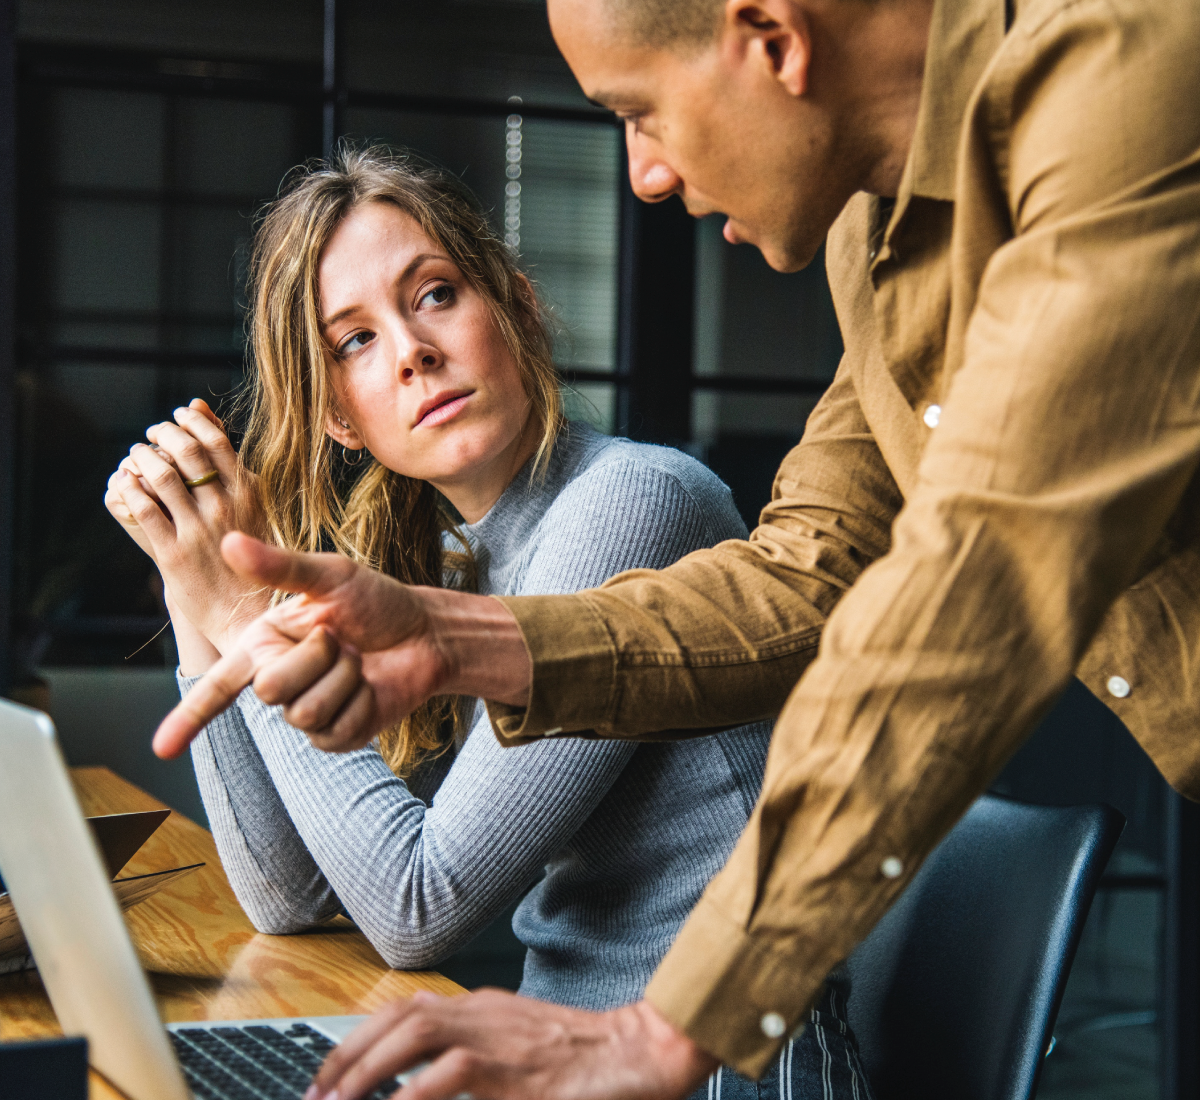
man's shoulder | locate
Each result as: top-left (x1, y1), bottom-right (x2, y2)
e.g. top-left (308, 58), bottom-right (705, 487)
top-left (1010, 0), bottom-right (1189, 39)
top-left (1000, 0), bottom-right (1197, 89)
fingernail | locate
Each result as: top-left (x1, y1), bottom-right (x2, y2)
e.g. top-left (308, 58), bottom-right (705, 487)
top-left (303, 1088), bottom-right (318, 1100)
top-left (174, 407), bottom-right (188, 417)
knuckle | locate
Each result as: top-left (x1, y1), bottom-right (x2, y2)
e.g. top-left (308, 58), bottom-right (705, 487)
top-left (253, 673), bottom-right (281, 705)
top-left (409, 1012), bottom-right (446, 1047)
top-left (284, 700), bottom-right (318, 729)
top-left (129, 497), bottom-right (157, 521)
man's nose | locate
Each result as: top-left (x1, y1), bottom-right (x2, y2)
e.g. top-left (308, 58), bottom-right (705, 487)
top-left (626, 128), bottom-right (683, 204)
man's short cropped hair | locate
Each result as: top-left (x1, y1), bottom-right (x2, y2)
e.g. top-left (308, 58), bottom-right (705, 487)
top-left (607, 0), bottom-right (725, 49)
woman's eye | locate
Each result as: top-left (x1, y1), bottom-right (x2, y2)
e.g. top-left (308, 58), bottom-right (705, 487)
top-left (338, 331), bottom-right (373, 355)
top-left (419, 283), bottom-right (455, 309)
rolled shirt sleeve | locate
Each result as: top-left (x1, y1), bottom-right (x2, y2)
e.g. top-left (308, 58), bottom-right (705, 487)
top-left (488, 360), bottom-right (903, 744)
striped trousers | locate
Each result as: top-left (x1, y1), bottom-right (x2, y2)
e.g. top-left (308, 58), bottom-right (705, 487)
top-left (687, 985), bottom-right (873, 1100)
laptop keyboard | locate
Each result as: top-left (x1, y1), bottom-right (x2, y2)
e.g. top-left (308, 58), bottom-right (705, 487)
top-left (171, 1023), bottom-right (398, 1100)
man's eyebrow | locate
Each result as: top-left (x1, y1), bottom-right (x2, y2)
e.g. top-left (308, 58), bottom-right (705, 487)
top-left (320, 252), bottom-right (448, 328)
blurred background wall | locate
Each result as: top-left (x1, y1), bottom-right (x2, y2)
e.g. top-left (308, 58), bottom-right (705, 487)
top-left (0, 3), bottom-right (1194, 1096)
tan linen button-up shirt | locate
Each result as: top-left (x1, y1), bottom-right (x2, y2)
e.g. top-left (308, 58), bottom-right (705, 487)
top-left (490, 0), bottom-right (1200, 1077)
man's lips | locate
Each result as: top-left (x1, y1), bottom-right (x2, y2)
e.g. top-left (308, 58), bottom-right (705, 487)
top-left (415, 390), bottom-right (473, 428)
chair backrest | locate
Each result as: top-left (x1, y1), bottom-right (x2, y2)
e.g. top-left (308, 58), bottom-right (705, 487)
top-left (845, 794), bottom-right (1124, 1100)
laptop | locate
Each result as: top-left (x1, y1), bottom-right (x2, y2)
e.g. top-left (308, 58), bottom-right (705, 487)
top-left (0, 697), bottom-right (410, 1100)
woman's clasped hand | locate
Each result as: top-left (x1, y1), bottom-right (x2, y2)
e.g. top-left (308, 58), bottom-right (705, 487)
top-left (104, 397), bottom-right (272, 664)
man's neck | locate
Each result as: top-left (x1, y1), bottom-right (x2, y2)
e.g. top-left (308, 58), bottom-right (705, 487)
top-left (821, 0), bottom-right (935, 197)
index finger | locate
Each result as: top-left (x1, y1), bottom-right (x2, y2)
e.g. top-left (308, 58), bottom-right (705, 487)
top-left (172, 402), bottom-right (239, 481)
top-left (311, 1000), bottom-right (417, 1096)
top-left (152, 644), bottom-right (257, 758)
top-left (189, 396), bottom-right (224, 430)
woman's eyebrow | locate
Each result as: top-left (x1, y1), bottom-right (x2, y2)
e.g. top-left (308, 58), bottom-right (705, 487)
top-left (398, 252), bottom-right (450, 284)
top-left (320, 252), bottom-right (450, 328)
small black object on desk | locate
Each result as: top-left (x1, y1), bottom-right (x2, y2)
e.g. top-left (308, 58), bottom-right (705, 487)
top-left (0, 1036), bottom-right (88, 1100)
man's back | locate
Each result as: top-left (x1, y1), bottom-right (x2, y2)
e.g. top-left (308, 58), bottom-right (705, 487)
top-left (822, 0), bottom-right (1200, 794)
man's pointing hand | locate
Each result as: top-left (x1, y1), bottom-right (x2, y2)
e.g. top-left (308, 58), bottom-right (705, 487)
top-left (153, 532), bottom-right (532, 759)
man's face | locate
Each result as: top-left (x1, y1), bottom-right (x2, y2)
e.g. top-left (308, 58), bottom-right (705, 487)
top-left (549, 0), bottom-right (859, 272)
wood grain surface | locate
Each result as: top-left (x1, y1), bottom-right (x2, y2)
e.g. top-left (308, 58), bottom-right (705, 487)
top-left (0, 766), bottom-right (463, 1099)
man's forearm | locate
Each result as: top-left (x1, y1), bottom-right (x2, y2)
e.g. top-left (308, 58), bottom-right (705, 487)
top-left (421, 589), bottom-right (533, 707)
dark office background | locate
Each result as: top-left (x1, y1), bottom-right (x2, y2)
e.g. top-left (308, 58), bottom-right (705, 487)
top-left (0, 3), bottom-right (1193, 1098)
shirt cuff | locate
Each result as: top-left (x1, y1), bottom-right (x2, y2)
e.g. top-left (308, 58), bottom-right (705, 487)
top-left (644, 895), bottom-right (828, 1079)
top-left (485, 593), bottom-right (617, 744)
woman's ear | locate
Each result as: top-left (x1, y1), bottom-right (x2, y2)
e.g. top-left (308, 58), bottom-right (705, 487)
top-left (324, 409), bottom-right (366, 450)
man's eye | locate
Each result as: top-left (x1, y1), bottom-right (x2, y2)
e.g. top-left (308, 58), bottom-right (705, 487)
top-left (419, 284), bottom-right (455, 309)
top-left (338, 331), bottom-right (373, 355)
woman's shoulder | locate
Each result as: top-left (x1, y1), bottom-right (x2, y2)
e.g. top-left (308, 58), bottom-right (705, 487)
top-left (550, 423), bottom-right (747, 540)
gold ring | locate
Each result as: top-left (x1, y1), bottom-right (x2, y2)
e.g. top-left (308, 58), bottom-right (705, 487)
top-left (183, 470), bottom-right (220, 488)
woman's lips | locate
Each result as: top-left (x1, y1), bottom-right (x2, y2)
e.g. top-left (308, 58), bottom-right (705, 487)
top-left (416, 392), bottom-right (472, 428)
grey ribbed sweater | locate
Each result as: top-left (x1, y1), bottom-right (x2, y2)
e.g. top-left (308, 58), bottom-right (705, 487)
top-left (183, 423), bottom-right (772, 1010)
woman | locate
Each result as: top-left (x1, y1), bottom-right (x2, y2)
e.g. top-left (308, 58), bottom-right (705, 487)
top-left (106, 146), bottom-right (869, 1099)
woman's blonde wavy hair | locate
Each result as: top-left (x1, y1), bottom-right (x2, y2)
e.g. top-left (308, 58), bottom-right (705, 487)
top-left (239, 144), bottom-right (562, 776)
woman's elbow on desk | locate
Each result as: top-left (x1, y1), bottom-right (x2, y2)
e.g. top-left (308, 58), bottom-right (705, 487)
top-left (352, 918), bottom-right (469, 972)
top-left (232, 884), bottom-right (344, 938)
top-left (371, 934), bottom-right (457, 972)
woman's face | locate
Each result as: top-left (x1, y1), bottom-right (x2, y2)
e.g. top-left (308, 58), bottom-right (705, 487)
top-left (318, 200), bottom-right (539, 522)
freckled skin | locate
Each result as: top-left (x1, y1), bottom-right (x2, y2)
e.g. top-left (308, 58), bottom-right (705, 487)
top-left (319, 201), bottom-right (541, 523)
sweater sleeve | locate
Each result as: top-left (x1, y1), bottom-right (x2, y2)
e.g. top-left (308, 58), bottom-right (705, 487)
top-left (183, 676), bottom-right (341, 932)
top-left (186, 453), bottom-right (739, 968)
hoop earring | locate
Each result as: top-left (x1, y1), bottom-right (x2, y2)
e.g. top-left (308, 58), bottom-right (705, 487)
top-left (342, 445), bottom-right (364, 467)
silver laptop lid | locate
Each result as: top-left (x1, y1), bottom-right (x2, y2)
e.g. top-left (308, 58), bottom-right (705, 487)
top-left (0, 698), bottom-right (189, 1100)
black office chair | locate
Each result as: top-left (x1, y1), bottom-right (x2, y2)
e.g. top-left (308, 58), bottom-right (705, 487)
top-left (845, 794), bottom-right (1124, 1100)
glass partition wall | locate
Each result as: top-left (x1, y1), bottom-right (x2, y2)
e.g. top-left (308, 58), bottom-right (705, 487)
top-left (3, 2), bottom-right (1193, 1096)
top-left (11, 0), bottom-right (626, 670)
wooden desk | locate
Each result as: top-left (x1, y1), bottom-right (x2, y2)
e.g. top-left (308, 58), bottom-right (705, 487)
top-left (0, 767), bottom-right (462, 1098)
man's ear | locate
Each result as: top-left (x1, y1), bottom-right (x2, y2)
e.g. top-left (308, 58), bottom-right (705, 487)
top-left (324, 409), bottom-right (365, 450)
top-left (724, 0), bottom-right (812, 98)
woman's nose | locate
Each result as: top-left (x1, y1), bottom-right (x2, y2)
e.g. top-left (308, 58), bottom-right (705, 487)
top-left (626, 128), bottom-right (684, 203)
top-left (399, 351), bottom-right (440, 382)
top-left (396, 330), bottom-right (442, 381)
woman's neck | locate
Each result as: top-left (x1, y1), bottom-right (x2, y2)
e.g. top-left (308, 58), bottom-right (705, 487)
top-left (430, 413), bottom-right (545, 524)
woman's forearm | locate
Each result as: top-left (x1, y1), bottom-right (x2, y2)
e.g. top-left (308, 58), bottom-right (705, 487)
top-left (182, 674), bottom-right (340, 931)
top-left (237, 691), bottom-right (634, 970)
top-left (165, 587), bottom-right (222, 676)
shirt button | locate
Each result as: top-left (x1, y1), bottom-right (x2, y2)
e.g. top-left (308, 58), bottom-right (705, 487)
top-left (760, 1012), bottom-right (787, 1039)
top-left (923, 404), bottom-right (941, 428)
top-left (1106, 676), bottom-right (1131, 699)
top-left (881, 856), bottom-right (904, 879)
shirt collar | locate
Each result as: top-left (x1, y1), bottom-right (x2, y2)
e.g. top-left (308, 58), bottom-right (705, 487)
top-left (895, 0), bottom-right (1008, 207)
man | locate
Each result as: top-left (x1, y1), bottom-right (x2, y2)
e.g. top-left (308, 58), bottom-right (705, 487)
top-left (160, 0), bottom-right (1200, 1096)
